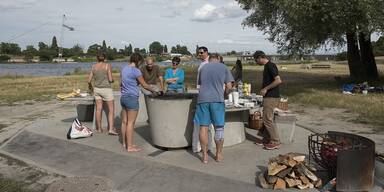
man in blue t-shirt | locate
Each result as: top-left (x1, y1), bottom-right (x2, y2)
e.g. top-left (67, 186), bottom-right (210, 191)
top-left (253, 50), bottom-right (283, 150)
top-left (194, 53), bottom-right (234, 164)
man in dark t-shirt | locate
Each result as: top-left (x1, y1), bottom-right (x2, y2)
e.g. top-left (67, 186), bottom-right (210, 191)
top-left (140, 57), bottom-right (164, 95)
top-left (253, 50), bottom-right (283, 150)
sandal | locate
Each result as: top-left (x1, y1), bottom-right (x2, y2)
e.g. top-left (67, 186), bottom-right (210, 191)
top-left (108, 131), bottom-right (118, 136)
top-left (108, 128), bottom-right (118, 135)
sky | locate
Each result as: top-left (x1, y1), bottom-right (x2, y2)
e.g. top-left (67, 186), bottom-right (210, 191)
top-left (1, 0), bottom-right (375, 54)
top-left (0, 0), bottom-right (282, 54)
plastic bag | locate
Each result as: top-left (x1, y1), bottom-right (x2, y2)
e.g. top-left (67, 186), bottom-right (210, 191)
top-left (67, 118), bottom-right (93, 139)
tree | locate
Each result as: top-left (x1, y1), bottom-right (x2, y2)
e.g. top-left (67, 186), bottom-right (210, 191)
top-left (134, 48), bottom-right (146, 55)
top-left (38, 42), bottom-right (48, 51)
top-left (237, 0), bottom-right (383, 81)
top-left (149, 41), bottom-right (163, 54)
top-left (23, 45), bottom-right (38, 61)
top-left (127, 44), bottom-right (133, 56)
top-left (163, 45), bottom-right (168, 53)
top-left (51, 36), bottom-right (58, 50)
top-left (87, 44), bottom-right (101, 56)
top-left (102, 40), bottom-right (107, 53)
top-left (0, 42), bottom-right (21, 55)
top-left (71, 44), bottom-right (83, 56)
top-left (171, 44), bottom-right (191, 55)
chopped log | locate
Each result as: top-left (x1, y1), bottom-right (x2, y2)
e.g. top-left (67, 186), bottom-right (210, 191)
top-left (309, 183), bottom-right (314, 189)
top-left (277, 167), bottom-right (292, 178)
top-left (297, 183), bottom-right (310, 190)
top-left (303, 162), bottom-right (317, 172)
top-left (296, 163), bottom-right (318, 182)
top-left (265, 175), bottom-right (278, 184)
top-left (268, 162), bottom-right (287, 176)
top-left (258, 172), bottom-right (272, 189)
top-left (271, 155), bottom-right (292, 166)
top-left (295, 179), bottom-right (303, 188)
top-left (285, 177), bottom-right (297, 188)
top-left (300, 176), bottom-right (310, 185)
top-left (314, 179), bottom-right (323, 188)
top-left (274, 178), bottom-right (286, 190)
top-left (288, 159), bottom-right (298, 167)
top-left (293, 155), bottom-right (305, 162)
top-left (288, 171), bottom-right (296, 178)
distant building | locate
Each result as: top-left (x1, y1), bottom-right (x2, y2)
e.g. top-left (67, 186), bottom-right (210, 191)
top-left (170, 53), bottom-right (182, 57)
top-left (7, 58), bottom-right (26, 63)
top-left (52, 58), bottom-right (66, 63)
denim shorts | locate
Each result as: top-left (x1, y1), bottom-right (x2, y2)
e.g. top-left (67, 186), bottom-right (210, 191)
top-left (194, 102), bottom-right (225, 127)
top-left (120, 95), bottom-right (139, 111)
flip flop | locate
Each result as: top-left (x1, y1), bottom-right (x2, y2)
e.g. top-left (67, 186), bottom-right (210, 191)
top-left (108, 131), bottom-right (118, 136)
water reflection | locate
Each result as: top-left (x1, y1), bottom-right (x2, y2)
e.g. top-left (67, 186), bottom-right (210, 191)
top-left (0, 61), bottom-right (198, 77)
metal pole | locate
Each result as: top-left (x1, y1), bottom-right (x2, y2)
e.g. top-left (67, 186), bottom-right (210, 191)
top-left (58, 14), bottom-right (65, 62)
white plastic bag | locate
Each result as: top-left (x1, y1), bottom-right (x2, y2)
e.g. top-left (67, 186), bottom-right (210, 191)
top-left (67, 118), bottom-right (93, 139)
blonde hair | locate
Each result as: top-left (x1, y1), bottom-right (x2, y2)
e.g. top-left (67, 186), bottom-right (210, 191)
top-left (146, 56), bottom-right (155, 63)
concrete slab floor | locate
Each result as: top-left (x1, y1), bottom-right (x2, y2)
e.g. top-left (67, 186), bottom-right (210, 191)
top-left (0, 103), bottom-right (381, 191)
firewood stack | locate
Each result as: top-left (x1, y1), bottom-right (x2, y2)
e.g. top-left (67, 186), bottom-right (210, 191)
top-left (258, 153), bottom-right (322, 190)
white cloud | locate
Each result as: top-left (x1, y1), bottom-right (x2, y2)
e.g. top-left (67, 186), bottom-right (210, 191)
top-left (0, 0), bottom-right (37, 10)
top-left (191, 2), bottom-right (244, 22)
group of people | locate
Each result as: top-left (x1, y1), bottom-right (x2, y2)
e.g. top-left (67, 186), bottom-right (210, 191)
top-left (88, 53), bottom-right (185, 152)
top-left (88, 47), bottom-right (283, 163)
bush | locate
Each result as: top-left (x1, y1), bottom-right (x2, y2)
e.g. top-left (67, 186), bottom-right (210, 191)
top-left (0, 55), bottom-right (11, 62)
top-left (335, 52), bottom-right (347, 61)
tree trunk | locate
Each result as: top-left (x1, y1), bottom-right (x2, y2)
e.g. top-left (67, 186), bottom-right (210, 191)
top-left (346, 31), bottom-right (365, 82)
top-left (359, 32), bottom-right (379, 81)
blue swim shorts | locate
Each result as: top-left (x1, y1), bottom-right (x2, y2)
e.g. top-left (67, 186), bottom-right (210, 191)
top-left (120, 95), bottom-right (139, 111)
top-left (194, 102), bottom-right (225, 127)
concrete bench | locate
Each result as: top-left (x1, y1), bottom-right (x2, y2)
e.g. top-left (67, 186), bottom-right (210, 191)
top-left (310, 64), bottom-right (331, 69)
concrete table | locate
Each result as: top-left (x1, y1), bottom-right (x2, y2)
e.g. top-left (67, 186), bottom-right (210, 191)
top-left (216, 107), bottom-right (250, 147)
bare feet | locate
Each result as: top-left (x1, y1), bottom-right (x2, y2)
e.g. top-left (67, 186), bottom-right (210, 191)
top-left (127, 146), bottom-right (141, 152)
top-left (201, 154), bottom-right (208, 164)
top-left (215, 154), bottom-right (223, 162)
top-left (95, 128), bottom-right (104, 133)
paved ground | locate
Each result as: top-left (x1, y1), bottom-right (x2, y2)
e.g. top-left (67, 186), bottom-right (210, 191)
top-left (0, 101), bottom-right (383, 191)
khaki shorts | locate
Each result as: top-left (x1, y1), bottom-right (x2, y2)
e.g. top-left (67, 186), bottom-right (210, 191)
top-left (93, 87), bottom-right (114, 101)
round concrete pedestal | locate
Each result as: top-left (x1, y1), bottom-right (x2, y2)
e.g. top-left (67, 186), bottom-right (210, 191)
top-left (211, 108), bottom-right (248, 147)
top-left (146, 93), bottom-right (197, 148)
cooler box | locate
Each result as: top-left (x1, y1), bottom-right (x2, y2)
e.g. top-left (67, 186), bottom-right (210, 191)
top-left (77, 103), bottom-right (94, 122)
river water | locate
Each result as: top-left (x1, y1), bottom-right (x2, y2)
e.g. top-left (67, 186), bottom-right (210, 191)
top-left (0, 61), bottom-right (198, 76)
